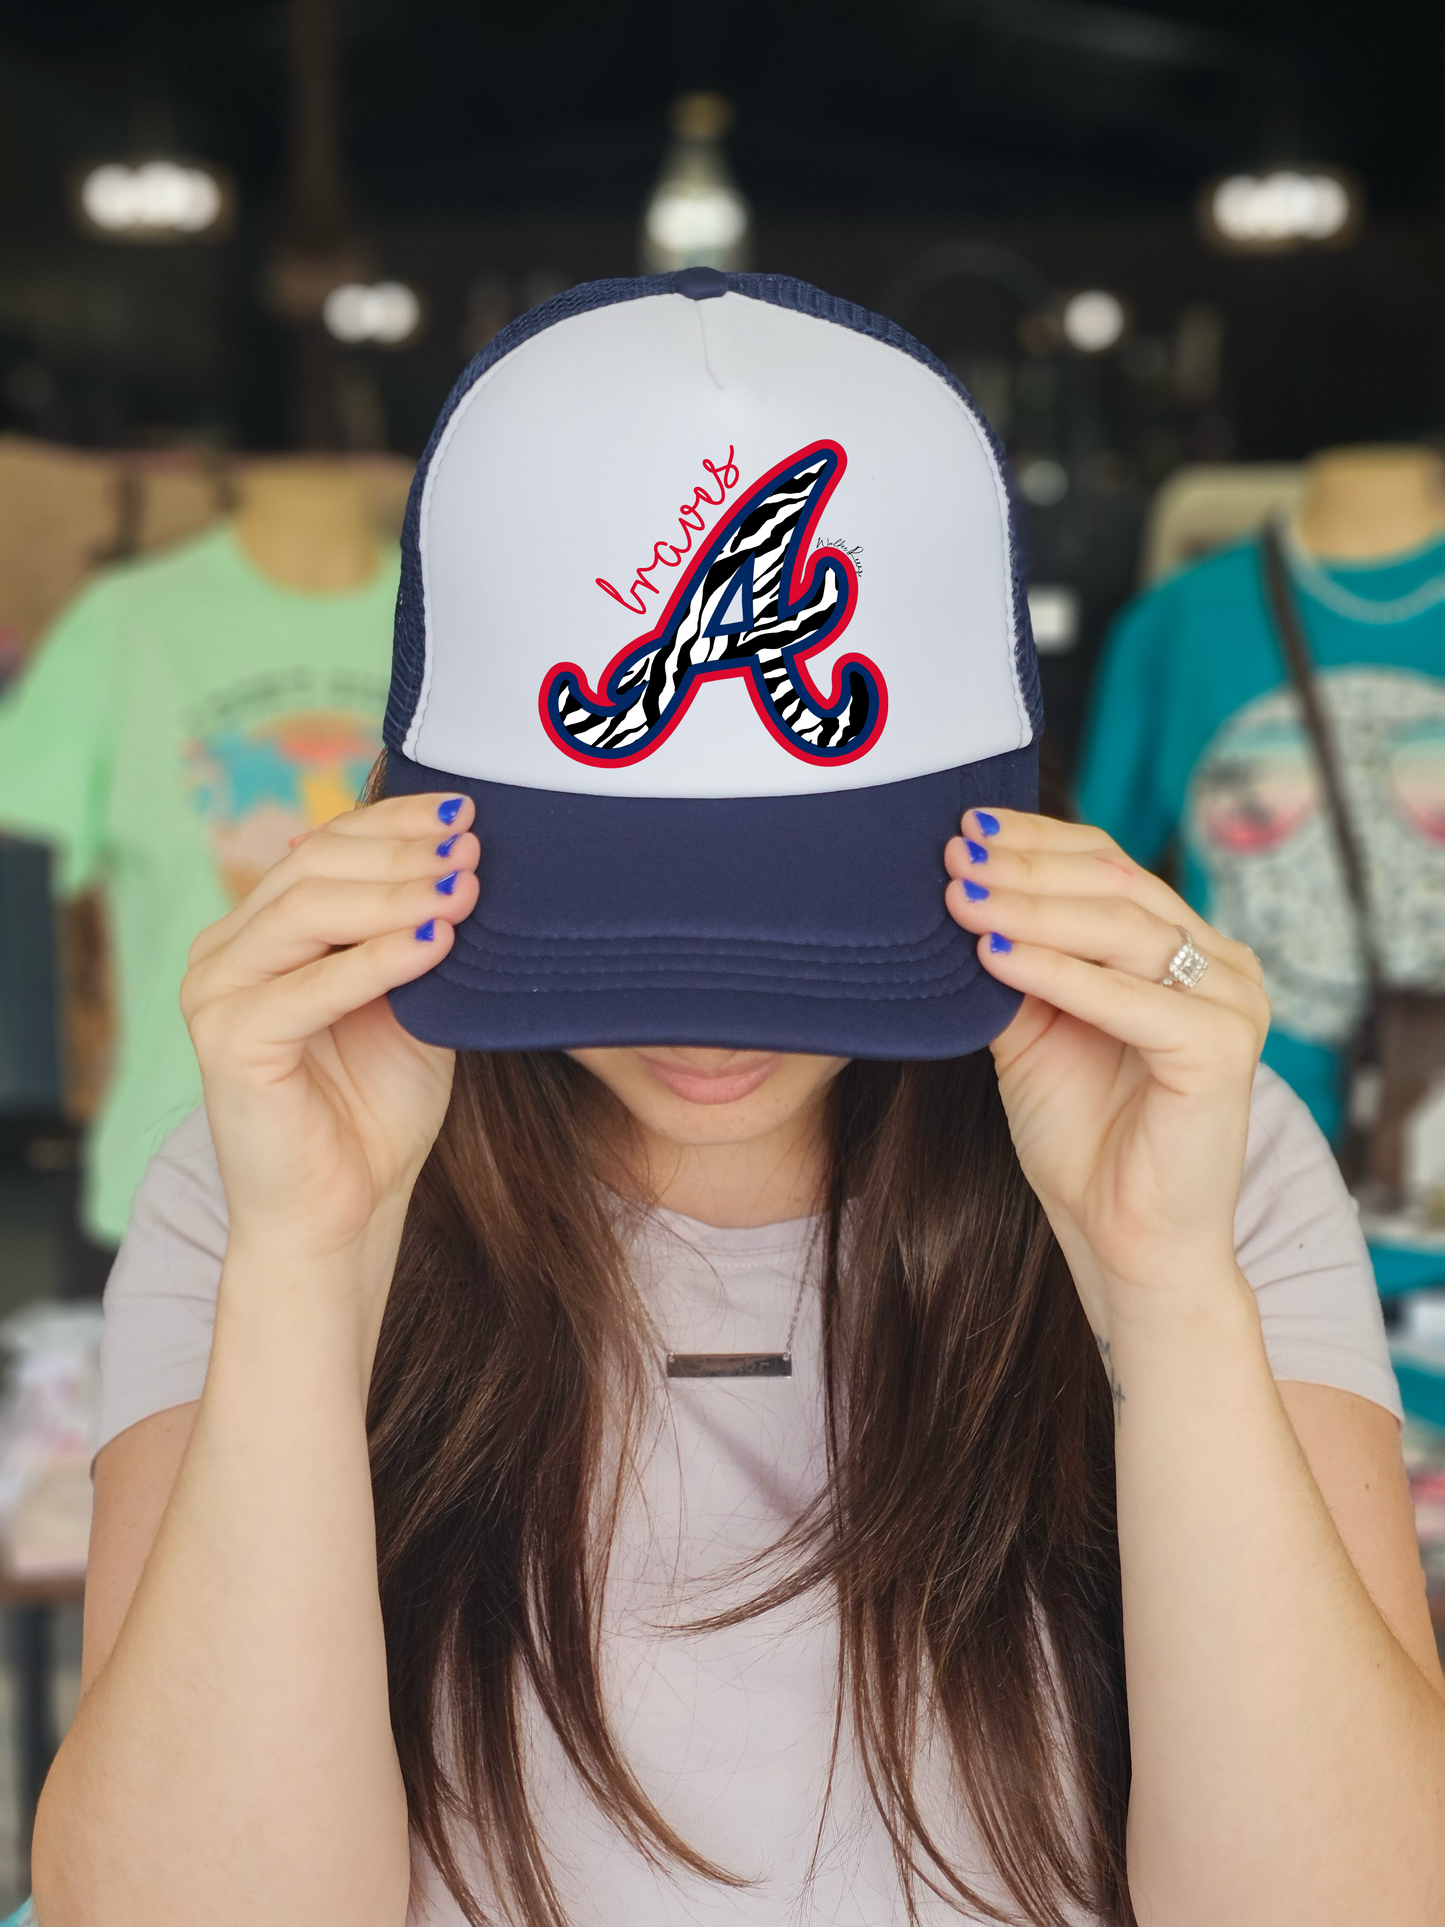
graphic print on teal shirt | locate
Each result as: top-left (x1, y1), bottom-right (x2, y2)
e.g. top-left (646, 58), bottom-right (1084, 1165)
top-left (1077, 529), bottom-right (1445, 1289)
top-left (1188, 668), bottom-right (1445, 1049)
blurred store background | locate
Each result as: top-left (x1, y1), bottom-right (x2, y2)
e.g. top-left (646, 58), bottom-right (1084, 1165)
top-left (0, 0), bottom-right (1443, 1900)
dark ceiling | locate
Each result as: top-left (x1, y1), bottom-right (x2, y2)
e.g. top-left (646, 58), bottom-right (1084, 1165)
top-left (0, 0), bottom-right (1440, 229)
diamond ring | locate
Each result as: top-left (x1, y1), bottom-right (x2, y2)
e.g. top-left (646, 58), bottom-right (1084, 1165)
top-left (1161, 926), bottom-right (1210, 991)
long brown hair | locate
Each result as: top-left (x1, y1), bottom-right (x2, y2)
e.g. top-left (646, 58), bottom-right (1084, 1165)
top-left (363, 781), bottom-right (1130, 1927)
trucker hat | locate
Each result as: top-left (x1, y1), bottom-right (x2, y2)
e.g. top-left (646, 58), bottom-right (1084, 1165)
top-left (383, 267), bottom-right (1040, 1059)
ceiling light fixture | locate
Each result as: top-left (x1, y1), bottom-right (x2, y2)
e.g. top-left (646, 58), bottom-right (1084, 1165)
top-left (1018, 458), bottom-right (1070, 507)
top-left (1027, 585), bottom-right (1080, 654)
top-left (76, 160), bottom-right (231, 241)
top-left (1061, 290), bottom-right (1128, 354)
top-left (641, 94), bottom-right (750, 273)
top-left (321, 281), bottom-right (424, 346)
top-left (1200, 170), bottom-right (1359, 253)
top-left (645, 184), bottom-right (749, 263)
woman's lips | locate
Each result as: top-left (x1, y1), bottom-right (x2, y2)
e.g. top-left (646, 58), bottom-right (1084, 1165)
top-left (636, 1053), bottom-right (782, 1106)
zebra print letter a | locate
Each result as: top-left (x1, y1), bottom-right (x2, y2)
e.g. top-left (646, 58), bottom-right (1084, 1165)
top-left (539, 441), bottom-right (886, 768)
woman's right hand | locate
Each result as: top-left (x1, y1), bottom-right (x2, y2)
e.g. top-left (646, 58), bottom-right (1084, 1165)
top-left (180, 790), bottom-right (480, 1281)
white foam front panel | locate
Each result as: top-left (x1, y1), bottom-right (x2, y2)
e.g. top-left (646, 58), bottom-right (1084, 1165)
top-left (405, 291), bottom-right (1030, 798)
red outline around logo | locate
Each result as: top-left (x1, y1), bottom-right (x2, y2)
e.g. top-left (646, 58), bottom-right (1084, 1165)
top-left (538, 440), bottom-right (887, 768)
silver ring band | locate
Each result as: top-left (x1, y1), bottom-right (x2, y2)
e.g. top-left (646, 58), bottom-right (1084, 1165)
top-left (1161, 926), bottom-right (1210, 991)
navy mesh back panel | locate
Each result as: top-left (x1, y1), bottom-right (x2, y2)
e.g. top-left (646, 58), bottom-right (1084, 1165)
top-left (383, 269), bottom-right (1041, 754)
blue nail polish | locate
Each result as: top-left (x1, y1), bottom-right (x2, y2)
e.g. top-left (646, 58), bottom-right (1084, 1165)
top-left (965, 839), bottom-right (989, 864)
top-left (415, 919), bottom-right (436, 941)
top-left (435, 833), bottom-right (459, 857)
top-left (989, 932), bottom-right (1012, 954)
top-left (435, 872), bottom-right (458, 896)
top-left (963, 879), bottom-right (989, 901)
top-left (437, 797), bottom-right (463, 825)
top-left (975, 810), bottom-right (1001, 837)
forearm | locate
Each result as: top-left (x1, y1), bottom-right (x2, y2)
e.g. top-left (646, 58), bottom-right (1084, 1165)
top-left (34, 1241), bottom-right (410, 1927)
top-left (1113, 1270), bottom-right (1445, 1927)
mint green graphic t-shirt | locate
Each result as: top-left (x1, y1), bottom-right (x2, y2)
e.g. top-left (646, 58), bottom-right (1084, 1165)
top-left (1077, 530), bottom-right (1445, 1292)
top-left (0, 525), bottom-right (397, 1241)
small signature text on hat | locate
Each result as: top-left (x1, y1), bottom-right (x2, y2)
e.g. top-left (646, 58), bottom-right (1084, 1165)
top-left (815, 535), bottom-right (863, 575)
top-left (595, 448), bottom-right (742, 615)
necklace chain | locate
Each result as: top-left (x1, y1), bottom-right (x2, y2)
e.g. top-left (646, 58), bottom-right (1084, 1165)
top-left (663, 1252), bottom-right (812, 1381)
top-left (779, 1260), bottom-right (809, 1360)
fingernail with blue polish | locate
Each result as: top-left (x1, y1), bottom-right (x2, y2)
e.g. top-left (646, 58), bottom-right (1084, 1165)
top-left (963, 879), bottom-right (989, 901)
top-left (435, 872), bottom-right (458, 896)
top-left (989, 932), bottom-right (1012, 954)
top-left (415, 919), bottom-right (436, 941)
top-left (965, 839), bottom-right (989, 864)
top-left (437, 797), bottom-right (463, 825)
top-left (435, 833), bottom-right (459, 857)
top-left (975, 810), bottom-right (1001, 837)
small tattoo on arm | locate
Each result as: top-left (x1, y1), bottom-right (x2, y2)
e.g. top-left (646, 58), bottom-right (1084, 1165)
top-left (1095, 1334), bottom-right (1125, 1418)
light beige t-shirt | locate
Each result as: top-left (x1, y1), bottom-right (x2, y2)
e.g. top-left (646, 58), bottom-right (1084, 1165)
top-left (96, 1064), bottom-right (1401, 1925)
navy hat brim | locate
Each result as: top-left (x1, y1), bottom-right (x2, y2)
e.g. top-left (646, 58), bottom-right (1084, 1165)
top-left (384, 744), bottom-right (1035, 1061)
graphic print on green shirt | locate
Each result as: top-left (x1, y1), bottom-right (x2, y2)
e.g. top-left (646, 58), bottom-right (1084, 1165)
top-left (183, 674), bottom-right (385, 902)
top-left (0, 525), bottom-right (397, 1240)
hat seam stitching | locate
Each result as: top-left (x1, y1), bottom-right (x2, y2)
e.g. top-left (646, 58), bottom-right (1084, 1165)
top-left (432, 949), bottom-right (980, 988)
top-left (427, 966), bottom-right (982, 1003)
top-left (454, 918), bottom-right (959, 956)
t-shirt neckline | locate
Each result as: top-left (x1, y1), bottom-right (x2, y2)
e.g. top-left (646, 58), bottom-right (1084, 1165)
top-left (217, 522), bottom-right (398, 608)
top-left (642, 1200), bottom-right (822, 1263)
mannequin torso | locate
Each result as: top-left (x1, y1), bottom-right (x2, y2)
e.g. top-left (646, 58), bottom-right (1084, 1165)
top-left (233, 459), bottom-right (382, 593)
top-left (1296, 446), bottom-right (1445, 563)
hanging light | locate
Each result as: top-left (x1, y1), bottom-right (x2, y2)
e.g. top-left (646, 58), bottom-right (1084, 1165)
top-left (1200, 170), bottom-right (1360, 253)
top-left (321, 281), bottom-right (424, 346)
top-left (1027, 585), bottom-right (1080, 655)
top-left (1061, 290), bottom-right (1129, 355)
top-left (1018, 458), bottom-right (1070, 507)
top-left (641, 94), bottom-right (750, 273)
top-left (75, 159), bottom-right (232, 241)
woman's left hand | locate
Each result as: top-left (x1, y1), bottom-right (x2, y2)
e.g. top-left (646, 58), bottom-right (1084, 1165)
top-left (944, 808), bottom-right (1270, 1336)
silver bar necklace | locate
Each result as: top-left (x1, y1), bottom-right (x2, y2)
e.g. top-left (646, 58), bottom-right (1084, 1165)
top-left (665, 1266), bottom-right (809, 1380)
top-left (666, 1350), bottom-right (791, 1379)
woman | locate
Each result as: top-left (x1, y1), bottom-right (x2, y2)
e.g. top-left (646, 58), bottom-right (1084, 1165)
top-left (33, 274), bottom-right (1445, 1927)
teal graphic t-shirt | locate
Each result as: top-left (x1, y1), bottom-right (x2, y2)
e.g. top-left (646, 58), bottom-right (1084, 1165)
top-left (1077, 529), bottom-right (1445, 1292)
top-left (0, 526), bottom-right (397, 1241)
